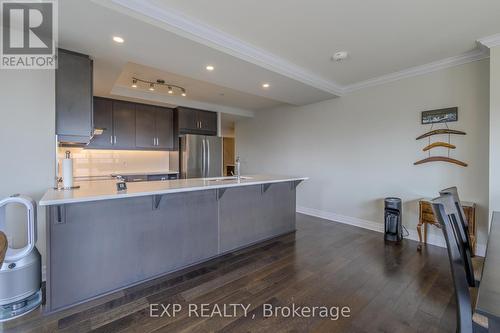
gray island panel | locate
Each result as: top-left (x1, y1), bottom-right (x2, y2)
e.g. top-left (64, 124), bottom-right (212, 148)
top-left (44, 177), bottom-right (302, 312)
top-left (219, 182), bottom-right (296, 253)
top-left (48, 190), bottom-right (219, 311)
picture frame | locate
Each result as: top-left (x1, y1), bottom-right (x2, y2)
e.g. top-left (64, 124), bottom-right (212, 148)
top-left (421, 107), bottom-right (458, 124)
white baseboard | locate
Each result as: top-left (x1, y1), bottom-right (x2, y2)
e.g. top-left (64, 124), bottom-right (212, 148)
top-left (296, 206), bottom-right (486, 257)
top-left (297, 206), bottom-right (384, 233)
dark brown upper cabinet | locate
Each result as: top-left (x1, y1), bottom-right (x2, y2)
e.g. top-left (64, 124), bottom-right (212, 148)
top-left (176, 107), bottom-right (218, 136)
top-left (177, 107), bottom-right (198, 131)
top-left (88, 98), bottom-right (135, 149)
top-left (197, 110), bottom-right (218, 134)
top-left (135, 104), bottom-right (156, 149)
top-left (89, 97), bottom-right (173, 151)
top-left (136, 104), bottom-right (174, 150)
top-left (56, 49), bottom-right (93, 144)
top-left (155, 107), bottom-right (174, 149)
top-left (112, 101), bottom-right (136, 149)
top-left (89, 97), bottom-right (113, 148)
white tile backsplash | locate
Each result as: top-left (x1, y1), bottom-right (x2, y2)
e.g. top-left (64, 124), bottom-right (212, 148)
top-left (57, 147), bottom-right (172, 178)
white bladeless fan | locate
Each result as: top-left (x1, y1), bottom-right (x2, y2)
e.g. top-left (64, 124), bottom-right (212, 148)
top-left (0, 195), bottom-right (42, 322)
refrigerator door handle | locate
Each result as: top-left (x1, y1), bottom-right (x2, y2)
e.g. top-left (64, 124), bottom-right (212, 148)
top-left (206, 138), bottom-right (210, 177)
top-left (202, 138), bottom-right (206, 178)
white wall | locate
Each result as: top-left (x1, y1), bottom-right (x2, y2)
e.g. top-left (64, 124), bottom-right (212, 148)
top-left (236, 60), bottom-right (490, 251)
top-left (0, 70), bottom-right (55, 269)
top-left (490, 47), bottom-right (500, 222)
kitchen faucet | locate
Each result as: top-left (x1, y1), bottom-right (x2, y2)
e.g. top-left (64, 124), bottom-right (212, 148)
top-left (235, 156), bottom-right (241, 179)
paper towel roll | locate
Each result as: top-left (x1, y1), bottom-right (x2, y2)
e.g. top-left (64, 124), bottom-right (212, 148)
top-left (62, 158), bottom-right (74, 189)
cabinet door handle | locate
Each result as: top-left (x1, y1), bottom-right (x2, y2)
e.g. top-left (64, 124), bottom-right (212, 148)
top-left (114, 136), bottom-right (117, 144)
top-left (110, 136), bottom-right (113, 144)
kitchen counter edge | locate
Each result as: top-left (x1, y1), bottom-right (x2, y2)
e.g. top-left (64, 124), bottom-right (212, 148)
top-left (39, 175), bottom-right (308, 206)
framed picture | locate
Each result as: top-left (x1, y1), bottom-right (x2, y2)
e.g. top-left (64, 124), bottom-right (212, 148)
top-left (421, 107), bottom-right (458, 124)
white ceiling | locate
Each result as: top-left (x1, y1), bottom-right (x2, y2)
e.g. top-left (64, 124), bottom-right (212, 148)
top-left (149, 0), bottom-right (500, 85)
top-left (115, 63), bottom-right (282, 110)
top-left (59, 0), bottom-right (500, 113)
top-left (59, 0), bottom-right (336, 114)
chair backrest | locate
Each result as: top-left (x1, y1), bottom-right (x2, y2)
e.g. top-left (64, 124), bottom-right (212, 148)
top-left (432, 194), bottom-right (473, 333)
top-left (440, 187), bottom-right (471, 240)
top-left (439, 187), bottom-right (475, 287)
top-left (0, 231), bottom-right (7, 267)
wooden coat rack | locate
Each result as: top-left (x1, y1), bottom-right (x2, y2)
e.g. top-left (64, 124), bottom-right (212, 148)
top-left (414, 123), bottom-right (467, 167)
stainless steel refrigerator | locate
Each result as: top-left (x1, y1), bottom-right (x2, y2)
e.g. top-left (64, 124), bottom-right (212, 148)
top-left (179, 134), bottom-right (222, 179)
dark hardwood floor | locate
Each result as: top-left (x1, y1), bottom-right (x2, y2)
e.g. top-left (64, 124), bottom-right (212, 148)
top-left (2, 213), bottom-right (455, 333)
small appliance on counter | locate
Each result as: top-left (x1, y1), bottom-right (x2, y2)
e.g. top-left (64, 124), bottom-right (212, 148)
top-left (115, 175), bottom-right (127, 192)
top-left (384, 197), bottom-right (403, 242)
top-left (0, 195), bottom-right (42, 322)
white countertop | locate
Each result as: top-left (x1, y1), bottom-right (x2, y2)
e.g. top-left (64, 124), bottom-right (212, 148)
top-left (39, 175), bottom-right (308, 206)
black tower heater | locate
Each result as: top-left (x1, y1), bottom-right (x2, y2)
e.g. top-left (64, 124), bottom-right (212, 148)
top-left (384, 197), bottom-right (403, 242)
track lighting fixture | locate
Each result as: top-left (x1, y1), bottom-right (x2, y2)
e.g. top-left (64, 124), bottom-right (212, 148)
top-left (131, 77), bottom-right (187, 96)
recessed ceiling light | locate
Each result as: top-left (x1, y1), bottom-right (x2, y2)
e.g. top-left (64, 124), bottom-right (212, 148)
top-left (131, 79), bottom-right (137, 88)
top-left (262, 83), bottom-right (270, 88)
top-left (149, 83), bottom-right (155, 91)
top-left (206, 65), bottom-right (215, 71)
top-left (332, 51), bottom-right (349, 62)
top-left (168, 86), bottom-right (173, 94)
top-left (113, 36), bottom-right (124, 44)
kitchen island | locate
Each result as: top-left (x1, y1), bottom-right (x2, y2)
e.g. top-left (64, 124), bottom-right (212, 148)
top-left (39, 175), bottom-right (306, 312)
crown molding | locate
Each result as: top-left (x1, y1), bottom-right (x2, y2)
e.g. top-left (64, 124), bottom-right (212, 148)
top-left (95, 0), bottom-right (493, 98)
top-left (342, 47), bottom-right (489, 94)
top-left (478, 33), bottom-right (500, 48)
top-left (107, 0), bottom-right (344, 97)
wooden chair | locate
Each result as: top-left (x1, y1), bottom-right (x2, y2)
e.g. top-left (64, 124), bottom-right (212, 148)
top-left (432, 194), bottom-right (488, 333)
top-left (0, 231), bottom-right (7, 267)
top-left (439, 187), bottom-right (481, 287)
